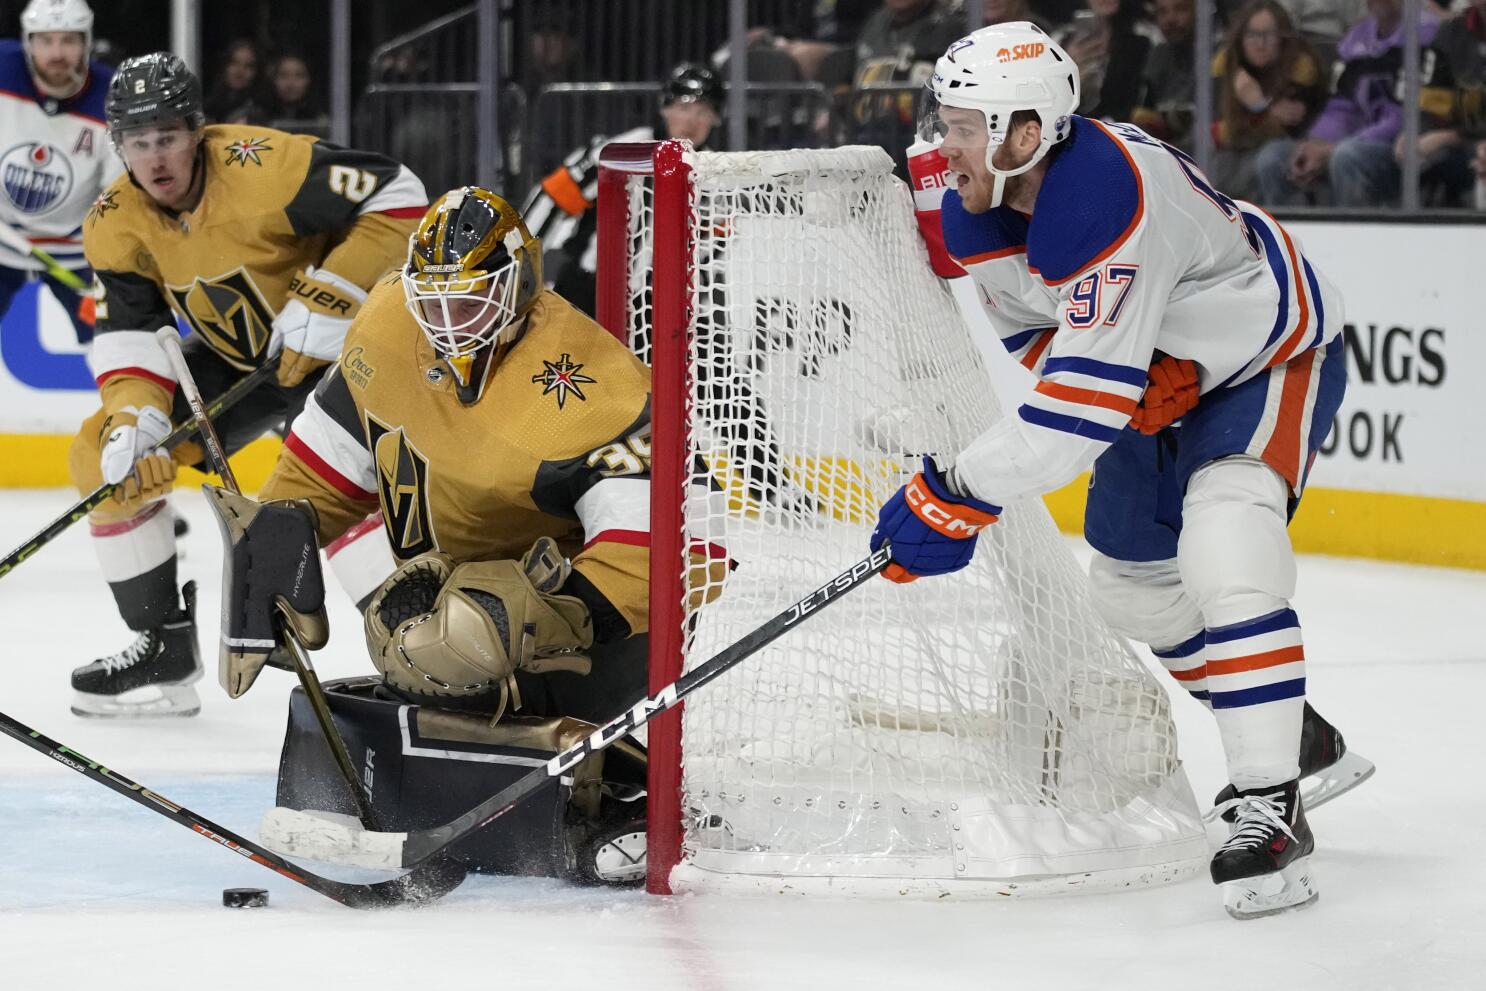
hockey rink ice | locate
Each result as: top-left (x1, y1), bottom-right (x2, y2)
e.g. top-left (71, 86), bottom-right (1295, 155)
top-left (0, 488), bottom-right (1480, 991)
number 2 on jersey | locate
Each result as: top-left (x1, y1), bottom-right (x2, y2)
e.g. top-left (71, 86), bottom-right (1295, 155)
top-left (1066, 263), bottom-right (1139, 329)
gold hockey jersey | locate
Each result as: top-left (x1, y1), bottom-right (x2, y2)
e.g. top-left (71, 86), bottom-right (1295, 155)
top-left (83, 123), bottom-right (425, 405)
top-left (260, 285), bottom-right (658, 640)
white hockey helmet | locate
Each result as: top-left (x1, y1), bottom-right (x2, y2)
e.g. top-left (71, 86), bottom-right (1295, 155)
top-left (921, 21), bottom-right (1079, 206)
top-left (21, 0), bottom-right (93, 97)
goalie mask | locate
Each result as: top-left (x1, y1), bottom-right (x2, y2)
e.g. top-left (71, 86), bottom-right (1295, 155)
top-left (919, 22), bottom-right (1079, 209)
top-left (403, 187), bottom-right (543, 405)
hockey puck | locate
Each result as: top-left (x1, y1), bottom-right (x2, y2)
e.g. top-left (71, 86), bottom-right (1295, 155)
top-left (222, 887), bottom-right (269, 909)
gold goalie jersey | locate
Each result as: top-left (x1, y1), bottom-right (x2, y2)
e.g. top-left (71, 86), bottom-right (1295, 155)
top-left (82, 123), bottom-right (425, 399)
top-left (259, 285), bottom-right (655, 640)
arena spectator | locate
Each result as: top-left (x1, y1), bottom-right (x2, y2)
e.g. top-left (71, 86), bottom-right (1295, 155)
top-left (848, 0), bottom-right (963, 169)
top-left (1396, 0), bottom-right (1486, 205)
top-left (203, 38), bottom-right (266, 124)
top-left (1254, 0), bottom-right (1438, 206)
top-left (1131, 0), bottom-right (1198, 149)
top-left (1055, 0), bottom-right (1159, 122)
top-left (1209, 0), bottom-right (1326, 200)
top-left (984, 0), bottom-right (1055, 31)
top-left (1474, 138), bottom-right (1486, 207)
top-left (1276, 0), bottom-right (1366, 52)
top-left (263, 52), bottom-right (327, 134)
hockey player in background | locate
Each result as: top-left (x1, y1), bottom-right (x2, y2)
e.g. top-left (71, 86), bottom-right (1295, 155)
top-left (0, 0), bottom-right (119, 345)
top-left (873, 22), bottom-right (1371, 919)
top-left (67, 51), bottom-right (425, 718)
top-left (522, 62), bottom-right (724, 316)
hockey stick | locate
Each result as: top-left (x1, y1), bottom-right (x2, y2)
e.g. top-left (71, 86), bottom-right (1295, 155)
top-left (0, 360), bottom-right (277, 582)
top-left (153, 329), bottom-right (398, 839)
top-left (0, 707), bottom-right (464, 908)
top-left (260, 544), bottom-right (893, 871)
top-left (0, 222), bottom-right (89, 292)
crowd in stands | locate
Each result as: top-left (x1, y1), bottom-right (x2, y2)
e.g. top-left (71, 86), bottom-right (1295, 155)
top-left (728, 0), bottom-right (1486, 208)
top-left (199, 37), bottom-right (329, 136)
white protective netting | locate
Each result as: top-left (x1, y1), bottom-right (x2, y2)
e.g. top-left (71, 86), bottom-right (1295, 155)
top-left (620, 144), bottom-right (1206, 896)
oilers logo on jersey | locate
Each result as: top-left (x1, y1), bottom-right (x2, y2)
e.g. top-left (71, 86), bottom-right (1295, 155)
top-left (1, 142), bottom-right (74, 215)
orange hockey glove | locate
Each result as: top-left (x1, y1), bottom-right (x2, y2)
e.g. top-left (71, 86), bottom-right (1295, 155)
top-left (1129, 356), bottom-right (1199, 435)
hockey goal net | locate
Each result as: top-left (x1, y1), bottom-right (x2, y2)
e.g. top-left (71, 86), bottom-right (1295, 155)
top-left (595, 140), bottom-right (1207, 897)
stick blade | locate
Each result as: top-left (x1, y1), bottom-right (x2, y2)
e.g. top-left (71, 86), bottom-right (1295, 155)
top-left (259, 806), bottom-right (409, 870)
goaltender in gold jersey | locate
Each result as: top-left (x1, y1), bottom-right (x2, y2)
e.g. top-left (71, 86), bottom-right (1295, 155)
top-left (249, 186), bottom-right (723, 728)
top-left (65, 52), bottom-right (425, 719)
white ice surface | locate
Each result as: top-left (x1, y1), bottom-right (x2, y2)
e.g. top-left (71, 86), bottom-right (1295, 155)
top-left (0, 488), bottom-right (1482, 990)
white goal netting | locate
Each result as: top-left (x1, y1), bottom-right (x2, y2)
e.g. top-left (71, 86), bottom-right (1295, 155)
top-left (603, 142), bottom-right (1206, 896)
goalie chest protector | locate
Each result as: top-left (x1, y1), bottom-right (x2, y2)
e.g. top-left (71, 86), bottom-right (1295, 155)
top-left (276, 678), bottom-right (594, 876)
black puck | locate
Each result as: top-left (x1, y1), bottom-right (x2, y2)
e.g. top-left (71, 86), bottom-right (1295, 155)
top-left (222, 887), bottom-right (269, 908)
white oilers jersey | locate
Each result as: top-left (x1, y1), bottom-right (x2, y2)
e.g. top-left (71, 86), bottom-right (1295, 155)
top-left (938, 115), bottom-right (1343, 504)
top-left (0, 40), bottom-right (121, 272)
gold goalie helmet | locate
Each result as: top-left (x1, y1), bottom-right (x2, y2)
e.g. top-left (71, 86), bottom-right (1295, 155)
top-left (402, 187), bottom-right (543, 404)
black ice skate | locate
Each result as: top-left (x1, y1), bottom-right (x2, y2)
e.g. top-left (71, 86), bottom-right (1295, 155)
top-left (1215, 702), bottom-right (1375, 816)
top-left (1209, 779), bottom-right (1317, 920)
top-left (71, 582), bottom-right (203, 718)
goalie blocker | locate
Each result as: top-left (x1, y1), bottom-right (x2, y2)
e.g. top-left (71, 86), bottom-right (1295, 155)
top-left (275, 676), bottom-right (648, 883)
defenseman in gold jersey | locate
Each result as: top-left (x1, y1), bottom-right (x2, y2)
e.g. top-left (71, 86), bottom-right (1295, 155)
top-left (67, 52), bottom-right (425, 718)
top-left (251, 186), bottom-right (666, 726)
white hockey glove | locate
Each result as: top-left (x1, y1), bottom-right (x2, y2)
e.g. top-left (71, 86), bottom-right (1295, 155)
top-left (269, 266), bottom-right (367, 388)
top-left (100, 404), bottom-right (177, 511)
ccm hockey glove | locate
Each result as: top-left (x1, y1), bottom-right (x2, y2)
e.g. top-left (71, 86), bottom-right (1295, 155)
top-left (270, 266), bottom-right (368, 388)
top-left (870, 457), bottom-right (1000, 583)
top-left (1129, 355), bottom-right (1199, 435)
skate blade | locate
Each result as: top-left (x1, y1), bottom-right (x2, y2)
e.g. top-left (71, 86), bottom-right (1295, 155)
top-left (1222, 855), bottom-right (1319, 920)
top-left (71, 683), bottom-right (202, 719)
top-left (1303, 750), bottom-right (1376, 811)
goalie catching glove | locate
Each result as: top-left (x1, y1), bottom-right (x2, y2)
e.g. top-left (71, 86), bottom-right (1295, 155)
top-left (365, 537), bottom-right (594, 702)
top-left (871, 456), bottom-right (1000, 583)
top-left (270, 266), bottom-right (368, 388)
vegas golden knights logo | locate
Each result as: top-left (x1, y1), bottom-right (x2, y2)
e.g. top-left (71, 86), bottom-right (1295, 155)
top-left (166, 269), bottom-right (276, 369)
top-left (365, 414), bottom-right (436, 557)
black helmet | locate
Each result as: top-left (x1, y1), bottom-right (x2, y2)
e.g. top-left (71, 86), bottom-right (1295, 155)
top-left (105, 52), bottom-right (204, 135)
top-left (662, 63), bottom-right (723, 115)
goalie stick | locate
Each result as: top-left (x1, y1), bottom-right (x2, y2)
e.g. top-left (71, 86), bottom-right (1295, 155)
top-left (260, 544), bottom-right (893, 871)
top-left (0, 359), bottom-right (277, 581)
top-left (0, 707), bottom-right (464, 908)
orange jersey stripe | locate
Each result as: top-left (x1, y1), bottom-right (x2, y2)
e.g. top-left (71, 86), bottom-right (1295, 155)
top-left (1207, 644), bottom-right (1304, 677)
top-left (1259, 350), bottom-right (1316, 490)
top-left (1020, 329), bottom-right (1055, 371)
top-left (1034, 379), bottom-right (1140, 416)
top-left (1169, 664), bottom-right (1208, 682)
top-left (959, 244), bottom-right (1026, 265)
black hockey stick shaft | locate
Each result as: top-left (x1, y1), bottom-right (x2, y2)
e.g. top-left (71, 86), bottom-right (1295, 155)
top-left (0, 360), bottom-right (277, 582)
top-left (0, 707), bottom-right (463, 907)
top-left (390, 544), bottom-right (892, 868)
top-left (153, 329), bottom-right (389, 835)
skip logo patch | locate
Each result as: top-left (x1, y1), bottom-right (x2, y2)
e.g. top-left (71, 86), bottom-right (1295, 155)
top-left (996, 43), bottom-right (1045, 62)
top-left (532, 353), bottom-right (596, 409)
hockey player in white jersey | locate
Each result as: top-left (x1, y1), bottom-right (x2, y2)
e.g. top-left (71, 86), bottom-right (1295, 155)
top-left (0, 0), bottom-right (120, 345)
top-left (871, 22), bottom-right (1371, 919)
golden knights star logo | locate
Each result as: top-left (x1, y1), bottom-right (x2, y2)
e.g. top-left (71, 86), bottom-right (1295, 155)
top-left (223, 136), bottom-right (272, 167)
top-left (532, 353), bottom-right (596, 409)
top-left (85, 189), bottom-right (118, 225)
top-left (365, 414), bottom-right (437, 557)
top-left (166, 268), bottom-right (275, 369)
